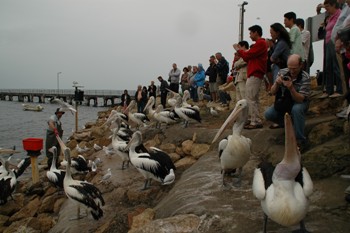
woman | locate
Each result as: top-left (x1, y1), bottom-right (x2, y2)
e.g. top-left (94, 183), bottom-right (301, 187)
top-left (194, 63), bottom-right (206, 101)
top-left (270, 22), bottom-right (291, 82)
top-left (180, 67), bottom-right (190, 94)
top-left (134, 85), bottom-right (148, 113)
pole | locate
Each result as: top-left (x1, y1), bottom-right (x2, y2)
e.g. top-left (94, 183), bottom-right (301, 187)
top-left (75, 86), bottom-right (78, 132)
top-left (239, 1), bottom-right (248, 41)
top-left (57, 72), bottom-right (62, 96)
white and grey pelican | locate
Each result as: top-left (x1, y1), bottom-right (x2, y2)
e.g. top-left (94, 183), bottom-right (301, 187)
top-left (111, 126), bottom-right (130, 169)
top-left (60, 154), bottom-right (91, 174)
top-left (182, 90), bottom-right (200, 111)
top-left (143, 96), bottom-right (157, 121)
top-left (103, 107), bottom-right (129, 128)
top-left (123, 100), bottom-right (149, 129)
top-left (252, 113), bottom-right (313, 233)
top-left (174, 95), bottom-right (201, 128)
top-left (212, 99), bottom-right (252, 186)
top-left (46, 146), bottom-right (65, 189)
top-left (51, 98), bottom-right (77, 114)
top-left (152, 104), bottom-right (178, 128)
top-left (56, 136), bottom-right (105, 220)
top-left (126, 131), bottom-right (176, 190)
top-left (0, 158), bottom-right (17, 205)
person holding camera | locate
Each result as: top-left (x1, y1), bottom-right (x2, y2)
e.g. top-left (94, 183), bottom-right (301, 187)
top-left (264, 54), bottom-right (311, 150)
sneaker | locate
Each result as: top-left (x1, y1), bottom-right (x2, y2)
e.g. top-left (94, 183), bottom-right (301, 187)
top-left (329, 92), bottom-right (342, 98)
top-left (319, 92), bottom-right (329, 99)
top-left (336, 108), bottom-right (348, 119)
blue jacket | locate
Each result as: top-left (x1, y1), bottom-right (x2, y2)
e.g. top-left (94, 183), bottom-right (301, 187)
top-left (194, 64), bottom-right (206, 87)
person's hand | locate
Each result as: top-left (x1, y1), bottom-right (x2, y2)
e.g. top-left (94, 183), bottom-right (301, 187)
top-left (233, 44), bottom-right (240, 51)
top-left (54, 128), bottom-right (59, 136)
top-left (316, 3), bottom-right (323, 14)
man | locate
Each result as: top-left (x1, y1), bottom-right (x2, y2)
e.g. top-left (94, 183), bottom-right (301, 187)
top-left (284, 12), bottom-right (305, 60)
top-left (233, 41), bottom-right (249, 101)
top-left (45, 108), bottom-right (65, 168)
top-left (121, 89), bottom-right (131, 109)
top-left (158, 76), bottom-right (169, 108)
top-left (148, 81), bottom-right (157, 108)
top-left (233, 25), bottom-right (268, 129)
top-left (205, 55), bottom-right (218, 102)
top-left (168, 63), bottom-right (181, 93)
top-left (264, 54), bottom-right (311, 150)
top-left (296, 18), bottom-right (313, 73)
top-left (215, 52), bottom-right (229, 86)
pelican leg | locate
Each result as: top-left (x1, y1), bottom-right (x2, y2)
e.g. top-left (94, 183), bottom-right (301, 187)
top-left (292, 220), bottom-right (310, 233)
top-left (263, 213), bottom-right (268, 233)
top-left (141, 179), bottom-right (151, 190)
top-left (121, 161), bottom-right (126, 170)
top-left (70, 205), bottom-right (87, 221)
top-left (233, 167), bottom-right (242, 187)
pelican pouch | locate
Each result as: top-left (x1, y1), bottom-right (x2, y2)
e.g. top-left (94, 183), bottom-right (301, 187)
top-left (274, 86), bottom-right (293, 114)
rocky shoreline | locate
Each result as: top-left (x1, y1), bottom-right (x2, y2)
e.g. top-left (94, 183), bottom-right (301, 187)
top-left (1, 86), bottom-right (350, 233)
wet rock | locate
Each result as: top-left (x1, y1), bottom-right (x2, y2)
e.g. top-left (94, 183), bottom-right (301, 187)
top-left (128, 214), bottom-right (200, 233)
top-left (308, 119), bottom-right (345, 147)
top-left (0, 193), bottom-right (24, 216)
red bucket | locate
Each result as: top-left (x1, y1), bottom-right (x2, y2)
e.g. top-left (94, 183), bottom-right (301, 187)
top-left (23, 138), bottom-right (43, 151)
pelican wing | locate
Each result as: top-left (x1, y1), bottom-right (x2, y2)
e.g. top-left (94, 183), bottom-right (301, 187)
top-left (295, 167), bottom-right (313, 197)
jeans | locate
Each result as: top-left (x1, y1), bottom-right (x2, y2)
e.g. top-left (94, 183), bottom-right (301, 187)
top-left (264, 101), bottom-right (309, 142)
top-left (325, 41), bottom-right (342, 94)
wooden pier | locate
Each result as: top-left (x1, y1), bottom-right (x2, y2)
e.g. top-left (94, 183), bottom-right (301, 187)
top-left (0, 89), bottom-right (135, 107)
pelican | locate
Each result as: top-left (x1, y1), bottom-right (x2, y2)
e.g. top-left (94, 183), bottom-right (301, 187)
top-left (60, 154), bottom-right (90, 174)
top-left (174, 95), bottom-right (201, 128)
top-left (46, 146), bottom-right (65, 189)
top-left (123, 100), bottom-right (149, 129)
top-left (56, 135), bottom-right (105, 220)
top-left (143, 96), bottom-right (156, 121)
top-left (102, 107), bottom-right (128, 128)
top-left (51, 98), bottom-right (76, 114)
top-left (182, 90), bottom-right (200, 111)
top-left (111, 127), bottom-right (130, 169)
top-left (152, 105), bottom-right (178, 128)
top-left (0, 158), bottom-right (17, 205)
top-left (212, 99), bottom-right (251, 186)
top-left (126, 131), bottom-right (176, 190)
top-left (252, 113), bottom-right (313, 233)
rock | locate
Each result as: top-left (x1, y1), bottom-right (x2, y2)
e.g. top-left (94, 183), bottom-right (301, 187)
top-left (53, 196), bottom-right (66, 214)
top-left (129, 208), bottom-right (155, 231)
top-left (158, 143), bottom-right (176, 154)
top-left (128, 207), bottom-right (146, 229)
top-left (0, 193), bottom-right (24, 216)
top-left (38, 193), bottom-right (64, 213)
top-left (4, 218), bottom-right (40, 233)
top-left (128, 214), bottom-right (200, 233)
top-left (181, 140), bottom-right (193, 155)
top-left (191, 143), bottom-right (210, 159)
top-left (308, 119), bottom-right (345, 147)
top-left (174, 156), bottom-right (196, 170)
top-left (0, 214), bottom-right (9, 228)
top-left (9, 196), bottom-right (41, 222)
top-left (91, 126), bottom-right (106, 139)
top-left (168, 152), bottom-right (181, 163)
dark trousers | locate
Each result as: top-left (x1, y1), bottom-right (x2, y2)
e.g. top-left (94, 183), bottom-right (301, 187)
top-left (169, 83), bottom-right (179, 93)
top-left (160, 91), bottom-right (167, 108)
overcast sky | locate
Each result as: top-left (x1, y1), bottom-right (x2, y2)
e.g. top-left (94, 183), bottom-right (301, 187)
top-left (1, 0), bottom-right (323, 91)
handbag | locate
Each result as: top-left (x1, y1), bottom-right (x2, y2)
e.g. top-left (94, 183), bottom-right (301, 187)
top-left (274, 86), bottom-right (293, 113)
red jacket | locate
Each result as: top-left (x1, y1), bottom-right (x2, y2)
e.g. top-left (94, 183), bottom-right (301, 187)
top-left (237, 38), bottom-right (267, 79)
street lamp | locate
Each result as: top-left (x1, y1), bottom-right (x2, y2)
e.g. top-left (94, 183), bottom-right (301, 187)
top-left (238, 1), bottom-right (248, 41)
top-left (57, 72), bottom-right (62, 96)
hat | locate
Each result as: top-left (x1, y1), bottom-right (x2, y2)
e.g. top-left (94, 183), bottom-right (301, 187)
top-left (55, 108), bottom-right (65, 114)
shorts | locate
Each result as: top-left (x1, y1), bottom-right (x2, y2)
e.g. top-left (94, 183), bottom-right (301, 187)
top-left (209, 82), bottom-right (218, 92)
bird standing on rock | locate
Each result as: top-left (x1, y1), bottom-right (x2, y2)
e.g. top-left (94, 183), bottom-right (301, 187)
top-left (252, 113), bottom-right (313, 233)
top-left (212, 99), bottom-right (252, 187)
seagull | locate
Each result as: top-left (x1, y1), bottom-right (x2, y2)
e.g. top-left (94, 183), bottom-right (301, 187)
top-left (56, 136), bottom-right (105, 220)
top-left (126, 131), bottom-right (176, 190)
top-left (76, 144), bottom-right (89, 154)
top-left (252, 113), bottom-right (313, 233)
top-left (212, 99), bottom-right (252, 187)
top-left (210, 107), bottom-right (219, 116)
top-left (98, 168), bottom-right (112, 184)
top-left (93, 143), bottom-right (102, 151)
top-left (51, 98), bottom-right (77, 114)
top-left (102, 146), bottom-right (115, 158)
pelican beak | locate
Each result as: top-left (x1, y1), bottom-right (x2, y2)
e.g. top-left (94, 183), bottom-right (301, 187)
top-left (56, 135), bottom-right (67, 151)
top-left (284, 113), bottom-right (300, 163)
top-left (125, 136), bottom-right (135, 151)
top-left (211, 105), bottom-right (243, 144)
top-left (144, 100), bottom-right (152, 113)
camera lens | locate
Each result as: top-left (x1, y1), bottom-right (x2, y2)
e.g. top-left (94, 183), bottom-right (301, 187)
top-left (283, 76), bottom-right (290, 81)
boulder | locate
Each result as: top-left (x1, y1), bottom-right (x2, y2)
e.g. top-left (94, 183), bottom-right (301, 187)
top-left (9, 196), bottom-right (41, 222)
top-left (181, 140), bottom-right (193, 155)
top-left (191, 143), bottom-right (210, 159)
top-left (174, 156), bottom-right (196, 170)
top-left (129, 208), bottom-right (155, 232)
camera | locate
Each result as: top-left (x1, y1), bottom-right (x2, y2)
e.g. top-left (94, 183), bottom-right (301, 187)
top-left (283, 76), bottom-right (291, 81)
